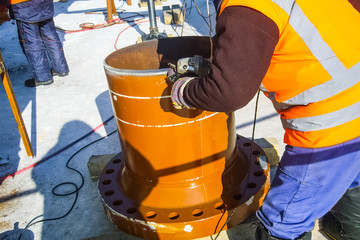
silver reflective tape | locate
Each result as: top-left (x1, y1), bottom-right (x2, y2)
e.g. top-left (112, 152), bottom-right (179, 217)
top-left (284, 62), bottom-right (360, 105)
top-left (273, 0), bottom-right (295, 15)
top-left (269, 1), bottom-right (360, 106)
top-left (289, 3), bottom-right (346, 74)
top-left (282, 101), bottom-right (360, 131)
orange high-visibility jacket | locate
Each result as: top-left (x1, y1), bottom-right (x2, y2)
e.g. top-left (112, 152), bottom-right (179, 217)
top-left (219, 0), bottom-right (360, 148)
top-left (10, 0), bottom-right (29, 4)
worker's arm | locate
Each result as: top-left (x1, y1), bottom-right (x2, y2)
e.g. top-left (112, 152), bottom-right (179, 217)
top-left (178, 6), bottom-right (279, 112)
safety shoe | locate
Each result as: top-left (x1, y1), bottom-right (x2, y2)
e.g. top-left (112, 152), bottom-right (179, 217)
top-left (321, 187), bottom-right (360, 240)
top-left (24, 78), bottom-right (54, 87)
top-left (321, 212), bottom-right (345, 240)
top-left (255, 223), bottom-right (312, 240)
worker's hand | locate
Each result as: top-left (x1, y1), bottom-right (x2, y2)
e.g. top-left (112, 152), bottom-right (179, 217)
top-left (171, 77), bottom-right (195, 109)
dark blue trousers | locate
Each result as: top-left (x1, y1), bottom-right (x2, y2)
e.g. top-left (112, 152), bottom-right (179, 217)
top-left (257, 136), bottom-right (360, 239)
top-left (17, 18), bottom-right (69, 82)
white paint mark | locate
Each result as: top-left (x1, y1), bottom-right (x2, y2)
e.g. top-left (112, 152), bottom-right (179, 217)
top-left (116, 112), bottom-right (219, 128)
top-left (184, 225), bottom-right (193, 232)
top-left (259, 155), bottom-right (268, 170)
top-left (156, 79), bottom-right (167, 86)
top-left (246, 196), bottom-right (254, 206)
top-left (145, 222), bottom-right (156, 230)
top-left (113, 95), bottom-right (117, 101)
top-left (147, 222), bottom-right (167, 229)
top-left (110, 89), bottom-right (171, 99)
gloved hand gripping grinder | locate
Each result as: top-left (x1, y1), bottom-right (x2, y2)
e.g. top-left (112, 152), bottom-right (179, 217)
top-left (167, 55), bottom-right (211, 83)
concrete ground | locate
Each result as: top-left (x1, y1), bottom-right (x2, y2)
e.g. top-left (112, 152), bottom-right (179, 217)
top-left (0, 0), bottom-right (332, 239)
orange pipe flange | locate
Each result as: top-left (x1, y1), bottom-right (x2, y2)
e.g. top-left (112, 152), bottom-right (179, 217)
top-left (99, 36), bottom-right (270, 239)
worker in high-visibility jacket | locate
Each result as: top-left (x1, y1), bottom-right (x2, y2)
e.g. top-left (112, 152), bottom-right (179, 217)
top-left (169, 0), bottom-right (360, 239)
top-left (2, 0), bottom-right (69, 87)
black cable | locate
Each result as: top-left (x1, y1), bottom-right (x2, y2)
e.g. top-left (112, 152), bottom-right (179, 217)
top-left (211, 209), bottom-right (226, 240)
top-left (118, 11), bottom-right (147, 21)
top-left (190, 0), bottom-right (211, 29)
top-left (18, 129), bottom-right (117, 240)
top-left (212, 90), bottom-right (261, 240)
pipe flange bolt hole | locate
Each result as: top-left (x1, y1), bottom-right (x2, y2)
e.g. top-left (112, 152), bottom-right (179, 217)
top-left (146, 211), bottom-right (157, 219)
top-left (113, 199), bottom-right (123, 206)
top-left (192, 209), bottom-right (203, 217)
top-left (168, 212), bottom-right (180, 220)
top-left (102, 179), bottom-right (112, 185)
top-left (113, 158), bottom-right (121, 164)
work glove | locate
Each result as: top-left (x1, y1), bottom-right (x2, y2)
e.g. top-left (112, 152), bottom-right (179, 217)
top-left (166, 68), bottom-right (195, 109)
top-left (171, 77), bottom-right (195, 109)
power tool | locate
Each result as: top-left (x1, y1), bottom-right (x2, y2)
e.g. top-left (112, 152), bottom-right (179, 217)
top-left (167, 55), bottom-right (211, 83)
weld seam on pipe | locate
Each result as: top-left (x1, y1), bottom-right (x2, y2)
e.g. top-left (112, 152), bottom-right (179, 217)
top-left (110, 90), bottom-right (171, 99)
top-left (116, 112), bottom-right (219, 128)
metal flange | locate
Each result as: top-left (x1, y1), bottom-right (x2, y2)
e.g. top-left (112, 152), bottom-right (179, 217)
top-left (98, 135), bottom-right (269, 240)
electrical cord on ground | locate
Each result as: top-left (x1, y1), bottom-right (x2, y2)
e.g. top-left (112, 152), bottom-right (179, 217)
top-left (55, 9), bottom-right (147, 34)
top-left (113, 17), bottom-right (159, 50)
top-left (18, 129), bottom-right (117, 240)
top-left (212, 89), bottom-right (261, 240)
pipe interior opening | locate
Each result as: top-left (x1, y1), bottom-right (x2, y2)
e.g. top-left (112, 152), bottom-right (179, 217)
top-left (105, 37), bottom-right (212, 71)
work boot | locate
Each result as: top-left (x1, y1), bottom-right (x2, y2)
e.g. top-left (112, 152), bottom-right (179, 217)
top-left (25, 78), bottom-right (53, 87)
top-left (321, 186), bottom-right (360, 240)
top-left (255, 223), bottom-right (311, 240)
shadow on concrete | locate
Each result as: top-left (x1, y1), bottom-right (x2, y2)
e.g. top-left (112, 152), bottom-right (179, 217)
top-left (29, 120), bottom-right (103, 240)
top-left (0, 0), bottom-right (75, 185)
top-left (0, 56), bottom-right (37, 185)
top-left (0, 222), bottom-right (34, 240)
top-left (95, 90), bottom-right (115, 135)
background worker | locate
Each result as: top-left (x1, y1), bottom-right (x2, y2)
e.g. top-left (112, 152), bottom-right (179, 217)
top-left (1, 0), bottom-right (69, 87)
top-left (169, 0), bottom-right (360, 239)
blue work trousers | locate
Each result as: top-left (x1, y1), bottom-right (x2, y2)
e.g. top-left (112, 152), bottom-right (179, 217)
top-left (257, 136), bottom-right (360, 239)
top-left (17, 18), bottom-right (69, 82)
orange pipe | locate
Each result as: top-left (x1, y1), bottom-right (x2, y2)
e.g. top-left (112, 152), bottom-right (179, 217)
top-left (99, 37), bottom-right (270, 239)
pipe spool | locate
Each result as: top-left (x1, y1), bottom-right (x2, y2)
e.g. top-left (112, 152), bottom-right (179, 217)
top-left (99, 36), bottom-right (270, 239)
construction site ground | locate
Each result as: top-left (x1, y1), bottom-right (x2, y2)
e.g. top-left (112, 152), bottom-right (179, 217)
top-left (0, 0), bottom-right (331, 239)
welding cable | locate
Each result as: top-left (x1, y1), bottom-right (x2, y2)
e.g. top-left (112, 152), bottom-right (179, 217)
top-left (113, 17), bottom-right (159, 50)
top-left (17, 129), bottom-right (118, 240)
top-left (55, 18), bottom-right (123, 33)
top-left (190, 0), bottom-right (211, 29)
top-left (212, 89), bottom-right (261, 240)
top-left (55, 11), bottom-right (147, 34)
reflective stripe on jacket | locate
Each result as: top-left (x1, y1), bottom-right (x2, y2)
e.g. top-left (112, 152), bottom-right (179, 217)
top-left (218, 0), bottom-right (360, 148)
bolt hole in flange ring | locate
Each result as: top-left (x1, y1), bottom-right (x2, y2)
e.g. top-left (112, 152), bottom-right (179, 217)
top-left (99, 36), bottom-right (270, 240)
top-left (146, 211), bottom-right (157, 219)
top-left (192, 209), bottom-right (203, 217)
